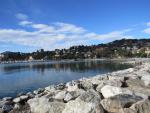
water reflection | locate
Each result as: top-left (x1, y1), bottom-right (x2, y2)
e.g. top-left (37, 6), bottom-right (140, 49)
top-left (0, 60), bottom-right (132, 98)
top-left (0, 60), bottom-right (131, 74)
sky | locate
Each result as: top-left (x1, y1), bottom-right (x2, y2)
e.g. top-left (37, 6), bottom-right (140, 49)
top-left (0, 0), bottom-right (150, 52)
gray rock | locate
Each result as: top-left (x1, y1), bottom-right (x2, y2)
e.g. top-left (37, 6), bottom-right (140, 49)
top-left (9, 103), bottom-right (31, 113)
top-left (141, 72), bottom-right (150, 87)
top-left (66, 80), bottom-right (82, 92)
top-left (129, 86), bottom-right (150, 97)
top-left (0, 108), bottom-right (3, 113)
top-left (105, 79), bottom-right (123, 87)
top-left (62, 89), bottom-right (104, 113)
top-left (101, 85), bottom-right (133, 98)
top-left (77, 89), bottom-right (101, 103)
top-left (126, 78), bottom-right (145, 88)
top-left (20, 95), bottom-right (29, 100)
top-left (54, 91), bottom-right (67, 100)
top-left (66, 80), bottom-right (80, 87)
top-left (34, 92), bottom-right (47, 98)
top-left (28, 97), bottom-right (65, 113)
top-left (14, 103), bottom-right (20, 109)
top-left (0, 100), bottom-right (13, 108)
top-left (62, 99), bottom-right (104, 113)
top-left (101, 94), bottom-right (143, 113)
top-left (64, 93), bottom-right (73, 102)
top-left (96, 82), bottom-right (105, 93)
top-left (33, 88), bottom-right (44, 95)
top-left (2, 104), bottom-right (13, 112)
top-left (2, 97), bottom-right (13, 101)
top-left (122, 108), bottom-right (136, 113)
top-left (26, 92), bottom-right (35, 98)
top-left (108, 76), bottom-right (125, 81)
top-left (0, 100), bottom-right (7, 108)
top-left (13, 97), bottom-right (21, 103)
top-left (130, 99), bottom-right (150, 113)
top-left (67, 84), bottom-right (80, 92)
top-left (81, 80), bottom-right (94, 90)
top-left (45, 85), bottom-right (60, 95)
top-left (55, 83), bottom-right (65, 90)
top-left (64, 89), bottom-right (85, 102)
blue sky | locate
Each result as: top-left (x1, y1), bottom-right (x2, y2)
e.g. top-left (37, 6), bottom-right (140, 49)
top-left (0, 0), bottom-right (150, 52)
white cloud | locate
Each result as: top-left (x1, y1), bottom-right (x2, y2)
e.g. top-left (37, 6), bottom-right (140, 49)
top-left (19, 21), bottom-right (32, 26)
top-left (31, 24), bottom-right (55, 33)
top-left (55, 22), bottom-right (86, 34)
top-left (0, 17), bottom-right (133, 50)
top-left (16, 13), bottom-right (28, 20)
top-left (146, 22), bottom-right (150, 26)
top-left (84, 29), bottom-right (133, 42)
top-left (143, 28), bottom-right (150, 34)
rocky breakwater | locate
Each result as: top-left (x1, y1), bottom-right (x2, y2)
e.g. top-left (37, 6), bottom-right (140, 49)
top-left (1, 62), bottom-right (150, 113)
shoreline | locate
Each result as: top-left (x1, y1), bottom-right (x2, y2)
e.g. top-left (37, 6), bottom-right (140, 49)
top-left (0, 57), bottom-right (150, 64)
top-left (0, 58), bottom-right (150, 113)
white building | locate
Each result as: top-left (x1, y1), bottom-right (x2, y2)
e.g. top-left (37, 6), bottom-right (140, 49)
top-left (0, 54), bottom-right (4, 60)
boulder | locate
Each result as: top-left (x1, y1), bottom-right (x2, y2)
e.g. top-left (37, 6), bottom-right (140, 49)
top-left (62, 89), bottom-right (104, 113)
top-left (20, 95), bottom-right (29, 100)
top-left (101, 85), bottom-right (133, 98)
top-left (66, 80), bottom-right (82, 92)
top-left (108, 76), bottom-right (125, 81)
top-left (128, 86), bottom-right (150, 97)
top-left (55, 83), bottom-right (65, 90)
top-left (2, 104), bottom-right (13, 112)
top-left (126, 78), bottom-right (145, 88)
top-left (26, 92), bottom-right (35, 98)
top-left (101, 94), bottom-right (143, 113)
top-left (13, 97), bottom-right (21, 103)
top-left (106, 79), bottom-right (122, 87)
top-left (45, 85), bottom-right (56, 92)
top-left (96, 82), bottom-right (105, 93)
top-left (0, 100), bottom-right (12, 108)
top-left (130, 99), bottom-right (150, 113)
top-left (67, 84), bottom-right (80, 92)
top-left (33, 88), bottom-right (44, 95)
top-left (62, 99), bottom-right (104, 113)
top-left (28, 97), bottom-right (65, 113)
top-left (2, 97), bottom-right (13, 101)
top-left (77, 89), bottom-right (101, 103)
top-left (0, 108), bottom-right (3, 113)
top-left (13, 95), bottom-right (29, 103)
top-left (14, 103), bottom-right (20, 109)
top-left (122, 108), bottom-right (136, 113)
top-left (64, 89), bottom-right (85, 102)
top-left (9, 102), bottom-right (31, 113)
top-left (54, 91), bottom-right (67, 100)
top-left (81, 80), bottom-right (94, 90)
top-left (141, 72), bottom-right (150, 87)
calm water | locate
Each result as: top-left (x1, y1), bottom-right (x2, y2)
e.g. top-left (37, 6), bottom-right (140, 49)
top-left (0, 60), bottom-right (131, 98)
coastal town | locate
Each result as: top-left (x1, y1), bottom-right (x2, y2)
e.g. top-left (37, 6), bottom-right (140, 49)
top-left (0, 39), bottom-right (150, 63)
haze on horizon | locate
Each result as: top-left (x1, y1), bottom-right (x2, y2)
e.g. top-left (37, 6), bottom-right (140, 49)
top-left (0, 0), bottom-right (150, 52)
